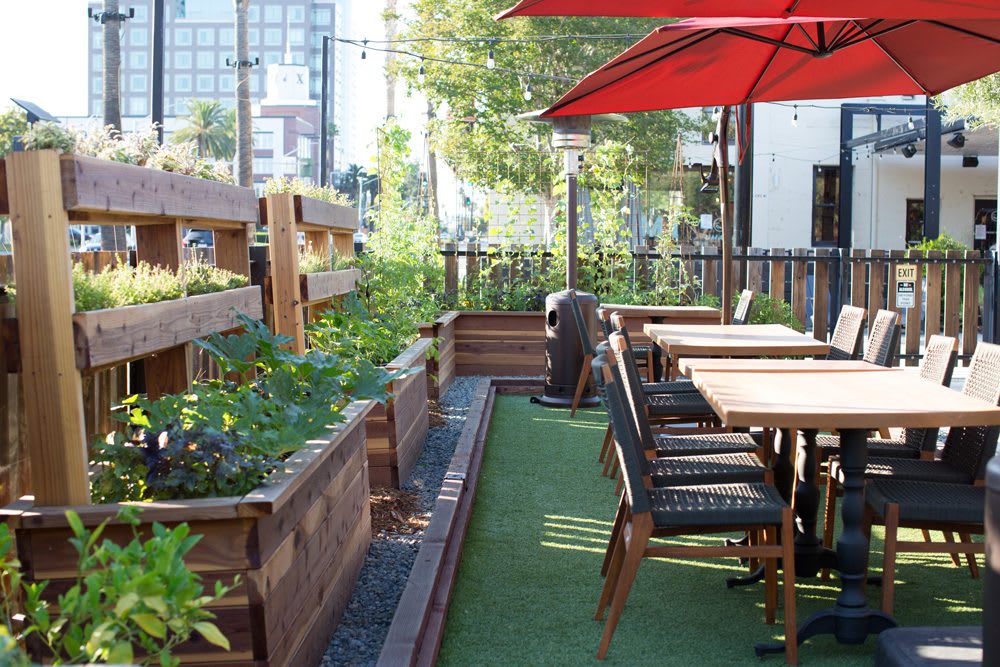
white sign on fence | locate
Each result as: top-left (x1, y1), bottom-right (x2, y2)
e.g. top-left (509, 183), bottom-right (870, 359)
top-left (895, 263), bottom-right (917, 309)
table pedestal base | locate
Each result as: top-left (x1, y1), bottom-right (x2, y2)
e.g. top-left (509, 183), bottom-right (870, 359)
top-left (754, 607), bottom-right (896, 657)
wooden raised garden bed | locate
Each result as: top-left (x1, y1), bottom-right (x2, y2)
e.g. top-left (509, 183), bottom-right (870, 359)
top-left (366, 338), bottom-right (432, 488)
top-left (418, 311), bottom-right (459, 400)
top-left (451, 311), bottom-right (546, 377)
top-left (260, 193), bottom-right (359, 352)
top-left (2, 400), bottom-right (374, 667)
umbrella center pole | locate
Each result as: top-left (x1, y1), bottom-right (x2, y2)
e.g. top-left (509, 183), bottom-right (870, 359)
top-left (715, 107), bottom-right (734, 324)
top-left (565, 149), bottom-right (579, 290)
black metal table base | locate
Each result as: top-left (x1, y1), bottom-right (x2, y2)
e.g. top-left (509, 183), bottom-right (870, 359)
top-left (754, 607), bottom-right (897, 657)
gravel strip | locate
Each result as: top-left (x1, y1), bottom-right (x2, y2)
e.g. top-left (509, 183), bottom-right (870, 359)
top-left (322, 376), bottom-right (484, 667)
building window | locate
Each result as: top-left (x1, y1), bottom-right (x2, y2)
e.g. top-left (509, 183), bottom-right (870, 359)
top-left (197, 51), bottom-right (215, 69)
top-left (91, 30), bottom-right (102, 48)
top-left (219, 28), bottom-right (234, 46)
top-left (249, 28), bottom-right (259, 46)
top-left (311, 54), bottom-right (322, 70)
top-left (173, 99), bottom-right (187, 115)
top-left (92, 78), bottom-right (102, 94)
top-left (92, 54), bottom-right (103, 71)
top-left (312, 8), bottom-right (331, 25)
top-left (289, 5), bottom-right (305, 22)
top-left (264, 51), bottom-right (281, 65)
top-left (196, 28), bottom-right (215, 46)
top-left (253, 132), bottom-right (273, 149)
top-left (288, 28), bottom-right (305, 46)
top-left (219, 74), bottom-right (234, 90)
top-left (128, 97), bottom-right (148, 116)
top-left (311, 33), bottom-right (324, 48)
top-left (130, 51), bottom-right (148, 69)
top-left (131, 29), bottom-right (148, 46)
top-left (219, 98), bottom-right (235, 109)
top-left (130, 74), bottom-right (147, 92)
top-left (253, 157), bottom-right (274, 173)
top-left (812, 165), bottom-right (839, 246)
top-left (175, 51), bottom-right (192, 68)
top-left (132, 5), bottom-right (147, 21)
top-left (197, 74), bottom-right (214, 92)
top-left (175, 28), bottom-right (192, 46)
top-left (248, 5), bottom-right (260, 21)
top-left (264, 5), bottom-right (282, 22)
top-left (310, 78), bottom-right (320, 96)
top-left (264, 28), bottom-right (282, 46)
top-left (175, 74), bottom-right (192, 92)
top-left (249, 75), bottom-right (260, 93)
top-left (92, 100), bottom-right (102, 116)
top-left (906, 199), bottom-right (925, 244)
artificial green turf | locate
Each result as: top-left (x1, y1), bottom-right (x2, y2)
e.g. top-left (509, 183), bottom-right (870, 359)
top-left (437, 397), bottom-right (984, 666)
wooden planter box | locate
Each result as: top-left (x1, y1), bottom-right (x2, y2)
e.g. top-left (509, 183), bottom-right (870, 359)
top-left (418, 311), bottom-right (458, 401)
top-left (452, 311), bottom-right (546, 377)
top-left (2, 401), bottom-right (374, 667)
top-left (365, 338), bottom-right (432, 488)
top-left (264, 269), bottom-right (359, 307)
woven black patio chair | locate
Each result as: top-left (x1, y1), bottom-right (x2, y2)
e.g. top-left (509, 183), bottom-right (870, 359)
top-left (597, 307), bottom-right (659, 382)
top-left (825, 305), bottom-right (867, 361)
top-left (608, 312), bottom-right (698, 395)
top-left (596, 362), bottom-right (797, 663)
top-left (732, 289), bottom-right (755, 325)
top-left (822, 341), bottom-right (1000, 579)
top-left (865, 479), bottom-right (985, 615)
top-left (863, 309), bottom-right (902, 367)
top-left (568, 290), bottom-right (600, 417)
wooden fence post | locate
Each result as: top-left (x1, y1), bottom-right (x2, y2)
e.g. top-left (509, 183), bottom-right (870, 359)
top-left (963, 250), bottom-right (981, 365)
top-left (265, 193), bottom-right (306, 354)
top-left (789, 248), bottom-right (808, 329)
top-left (465, 243), bottom-right (479, 289)
top-left (444, 242), bottom-right (458, 297)
top-left (701, 245), bottom-right (718, 301)
top-left (769, 248), bottom-right (785, 302)
top-left (924, 250), bottom-right (943, 343)
top-left (5, 150), bottom-right (89, 505)
top-left (813, 249), bottom-right (830, 341)
top-left (850, 249), bottom-right (867, 311)
top-left (887, 249), bottom-right (905, 315)
top-left (905, 249), bottom-right (924, 366)
top-left (944, 250), bottom-right (963, 340)
top-left (867, 249), bottom-right (886, 331)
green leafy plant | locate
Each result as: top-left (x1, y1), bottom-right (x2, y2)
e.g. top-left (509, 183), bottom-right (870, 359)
top-left (308, 293), bottom-right (415, 367)
top-left (1, 509), bottom-right (232, 666)
top-left (263, 176), bottom-right (353, 206)
top-left (182, 259), bottom-right (249, 296)
top-left (298, 246), bottom-right (332, 274)
top-left (908, 232), bottom-right (969, 254)
top-left (698, 293), bottom-right (804, 332)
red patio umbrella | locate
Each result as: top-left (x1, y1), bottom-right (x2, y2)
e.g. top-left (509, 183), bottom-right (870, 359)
top-left (541, 16), bottom-right (1000, 320)
top-left (496, 0), bottom-right (1000, 20)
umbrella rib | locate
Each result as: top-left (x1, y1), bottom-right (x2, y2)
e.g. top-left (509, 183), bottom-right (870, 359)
top-left (544, 30), bottom-right (724, 116)
top-left (720, 28), bottom-right (818, 56)
top-left (826, 20), bottom-right (856, 49)
top-left (834, 20), bottom-right (917, 51)
top-left (606, 29), bottom-right (715, 71)
top-left (793, 22), bottom-right (820, 51)
top-left (744, 24), bottom-right (796, 101)
top-left (849, 20), bottom-right (931, 93)
top-left (926, 20), bottom-right (1000, 47)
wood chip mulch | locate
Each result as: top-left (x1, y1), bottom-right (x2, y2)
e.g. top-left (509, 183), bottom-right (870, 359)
top-left (370, 486), bottom-right (429, 536)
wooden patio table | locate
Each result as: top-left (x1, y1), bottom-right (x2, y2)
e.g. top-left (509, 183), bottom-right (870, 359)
top-left (678, 358), bottom-right (893, 375)
top-left (644, 323), bottom-right (831, 378)
top-left (599, 303), bottom-right (721, 323)
top-left (686, 368), bottom-right (1000, 656)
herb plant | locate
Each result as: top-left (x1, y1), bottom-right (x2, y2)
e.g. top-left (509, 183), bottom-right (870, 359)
top-left (262, 176), bottom-right (353, 206)
top-left (1, 509), bottom-right (232, 666)
top-left (298, 246), bottom-right (333, 274)
top-left (307, 293), bottom-right (413, 367)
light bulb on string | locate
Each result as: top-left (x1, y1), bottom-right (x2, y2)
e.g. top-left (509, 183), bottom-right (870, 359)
top-left (418, 59), bottom-right (426, 85)
top-left (791, 104), bottom-right (798, 127)
top-left (486, 43), bottom-right (496, 69)
top-left (523, 81), bottom-right (532, 101)
top-left (361, 39), bottom-right (367, 60)
top-left (907, 115), bottom-right (915, 130)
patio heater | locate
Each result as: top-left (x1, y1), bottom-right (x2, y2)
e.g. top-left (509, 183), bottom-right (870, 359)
top-left (518, 111), bottom-right (624, 408)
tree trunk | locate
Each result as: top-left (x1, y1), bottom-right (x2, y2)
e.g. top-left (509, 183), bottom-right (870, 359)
top-left (102, 0), bottom-right (122, 131)
top-left (100, 0), bottom-right (128, 251)
top-left (426, 102), bottom-right (439, 220)
top-left (234, 0), bottom-right (253, 188)
top-left (384, 0), bottom-right (397, 119)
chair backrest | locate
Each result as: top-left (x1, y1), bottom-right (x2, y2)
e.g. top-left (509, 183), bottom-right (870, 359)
top-left (601, 361), bottom-right (652, 515)
top-left (596, 307), bottom-right (614, 339)
top-left (863, 310), bottom-right (901, 367)
top-left (901, 335), bottom-right (960, 453)
top-left (608, 315), bottom-right (653, 391)
top-left (733, 289), bottom-right (755, 326)
top-left (941, 342), bottom-right (1000, 481)
top-left (568, 290), bottom-right (597, 357)
top-left (826, 305), bottom-right (867, 361)
top-left (590, 341), bottom-right (611, 402)
top-left (607, 334), bottom-right (659, 453)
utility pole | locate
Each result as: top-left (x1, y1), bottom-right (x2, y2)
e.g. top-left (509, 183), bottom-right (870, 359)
top-left (320, 35), bottom-right (330, 186)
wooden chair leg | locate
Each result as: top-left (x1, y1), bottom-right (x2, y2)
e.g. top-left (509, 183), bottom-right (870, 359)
top-left (821, 472), bottom-right (838, 580)
top-left (570, 354), bottom-right (593, 418)
top-left (646, 348), bottom-right (654, 383)
top-left (597, 514), bottom-right (652, 660)
top-left (601, 497), bottom-right (628, 578)
top-left (598, 424), bottom-right (612, 463)
top-left (781, 508), bottom-right (798, 666)
top-left (614, 473), bottom-right (624, 497)
top-left (764, 525), bottom-right (778, 625)
top-left (881, 503), bottom-right (900, 616)
top-left (958, 533), bottom-right (980, 579)
top-left (596, 523), bottom-right (627, 619)
top-left (942, 532), bottom-right (963, 567)
top-left (609, 456), bottom-right (620, 480)
top-left (921, 529), bottom-right (932, 542)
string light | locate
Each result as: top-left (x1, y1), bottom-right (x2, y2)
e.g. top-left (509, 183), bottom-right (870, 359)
top-left (361, 39), bottom-right (367, 60)
top-left (907, 115), bottom-right (915, 129)
top-left (418, 59), bottom-right (426, 84)
top-left (524, 81), bottom-right (532, 101)
top-left (791, 104), bottom-right (798, 127)
top-left (486, 42), bottom-right (496, 69)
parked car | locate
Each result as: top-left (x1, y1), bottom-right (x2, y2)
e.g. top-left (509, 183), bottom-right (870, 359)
top-left (183, 229), bottom-right (214, 248)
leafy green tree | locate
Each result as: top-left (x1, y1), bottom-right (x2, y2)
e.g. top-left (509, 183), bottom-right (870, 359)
top-left (944, 74), bottom-right (1000, 127)
top-left (0, 107), bottom-right (28, 158)
top-left (173, 100), bottom-right (236, 160)
top-left (398, 2), bottom-right (694, 196)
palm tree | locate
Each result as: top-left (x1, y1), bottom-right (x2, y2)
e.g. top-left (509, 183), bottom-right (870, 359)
top-left (173, 100), bottom-right (236, 159)
top-left (101, 0), bottom-right (122, 131)
top-left (233, 0), bottom-right (253, 187)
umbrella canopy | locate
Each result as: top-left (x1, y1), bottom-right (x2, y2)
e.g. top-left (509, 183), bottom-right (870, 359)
top-left (496, 0), bottom-right (1000, 20)
top-left (542, 17), bottom-right (1000, 117)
